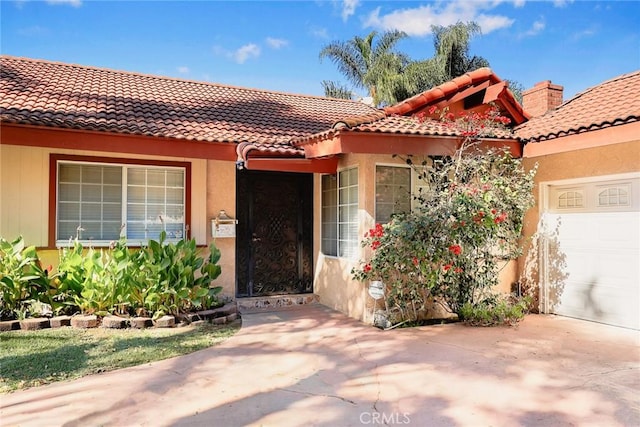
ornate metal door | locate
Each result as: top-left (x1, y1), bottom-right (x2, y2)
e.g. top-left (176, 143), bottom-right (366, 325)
top-left (236, 170), bottom-right (313, 297)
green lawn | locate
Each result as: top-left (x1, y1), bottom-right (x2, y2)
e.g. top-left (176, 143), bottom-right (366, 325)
top-left (0, 321), bottom-right (240, 393)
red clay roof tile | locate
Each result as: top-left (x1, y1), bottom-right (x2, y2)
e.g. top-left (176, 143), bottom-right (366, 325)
top-left (0, 55), bottom-right (378, 145)
top-left (516, 70), bottom-right (640, 142)
top-left (293, 114), bottom-right (514, 146)
top-left (384, 67), bottom-right (502, 116)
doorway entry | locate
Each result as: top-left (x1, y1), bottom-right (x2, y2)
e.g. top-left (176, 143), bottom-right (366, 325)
top-left (236, 170), bottom-right (314, 297)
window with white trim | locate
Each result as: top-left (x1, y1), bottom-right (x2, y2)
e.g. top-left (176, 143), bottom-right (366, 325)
top-left (598, 186), bottom-right (630, 207)
top-left (56, 159), bottom-right (187, 245)
top-left (558, 190), bottom-right (584, 209)
top-left (321, 168), bottom-right (358, 258)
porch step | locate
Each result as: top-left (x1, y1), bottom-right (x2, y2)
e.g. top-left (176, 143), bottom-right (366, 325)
top-left (236, 294), bottom-right (319, 313)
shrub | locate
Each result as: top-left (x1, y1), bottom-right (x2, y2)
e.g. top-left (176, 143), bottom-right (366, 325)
top-left (459, 295), bottom-right (532, 326)
top-left (2, 234), bottom-right (223, 320)
top-left (0, 236), bottom-right (51, 320)
top-left (353, 107), bottom-right (537, 325)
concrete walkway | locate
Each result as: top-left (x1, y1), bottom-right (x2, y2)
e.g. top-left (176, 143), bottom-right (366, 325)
top-left (1, 304), bottom-right (639, 427)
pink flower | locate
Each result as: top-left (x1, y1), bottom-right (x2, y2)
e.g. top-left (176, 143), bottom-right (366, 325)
top-left (363, 264), bottom-right (372, 273)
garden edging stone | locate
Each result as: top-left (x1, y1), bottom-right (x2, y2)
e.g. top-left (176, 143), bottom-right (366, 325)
top-left (19, 318), bottom-right (50, 331)
top-left (71, 315), bottom-right (98, 329)
top-left (50, 316), bottom-right (72, 328)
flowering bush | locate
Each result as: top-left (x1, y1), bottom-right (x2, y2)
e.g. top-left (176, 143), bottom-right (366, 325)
top-left (353, 106), bottom-right (536, 324)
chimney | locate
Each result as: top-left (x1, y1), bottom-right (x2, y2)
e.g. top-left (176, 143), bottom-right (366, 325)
top-left (522, 80), bottom-right (564, 117)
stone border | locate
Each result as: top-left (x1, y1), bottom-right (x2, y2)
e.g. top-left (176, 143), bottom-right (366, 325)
top-left (0, 303), bottom-right (239, 332)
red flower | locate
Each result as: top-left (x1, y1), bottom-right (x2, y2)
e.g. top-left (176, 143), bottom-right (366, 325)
top-left (445, 112), bottom-right (455, 121)
top-left (428, 105), bottom-right (438, 115)
top-left (443, 263), bottom-right (453, 272)
top-left (473, 211), bottom-right (485, 224)
top-left (491, 209), bottom-right (497, 215)
top-left (494, 212), bottom-right (508, 224)
top-left (363, 264), bottom-right (372, 273)
top-left (448, 244), bottom-right (462, 256)
top-left (454, 267), bottom-right (463, 273)
top-left (367, 223), bottom-right (385, 239)
top-left (460, 220), bottom-right (466, 227)
top-left (371, 240), bottom-right (381, 250)
top-left (412, 257), bottom-right (419, 266)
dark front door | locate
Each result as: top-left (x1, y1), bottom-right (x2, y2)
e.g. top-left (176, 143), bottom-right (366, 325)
top-left (236, 170), bottom-right (313, 297)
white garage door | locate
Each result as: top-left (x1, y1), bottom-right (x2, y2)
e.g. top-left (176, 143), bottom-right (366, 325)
top-left (542, 176), bottom-right (640, 330)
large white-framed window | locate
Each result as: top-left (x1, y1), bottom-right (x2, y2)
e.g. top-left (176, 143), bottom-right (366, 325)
top-left (52, 155), bottom-right (190, 246)
top-left (321, 167), bottom-right (359, 258)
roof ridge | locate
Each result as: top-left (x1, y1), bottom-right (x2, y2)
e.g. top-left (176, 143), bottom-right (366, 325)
top-left (556, 68), bottom-right (640, 110)
top-left (383, 67), bottom-right (500, 116)
top-left (0, 54), bottom-right (376, 107)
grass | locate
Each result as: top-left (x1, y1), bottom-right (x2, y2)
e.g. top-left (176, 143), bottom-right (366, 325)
top-left (0, 321), bottom-right (240, 393)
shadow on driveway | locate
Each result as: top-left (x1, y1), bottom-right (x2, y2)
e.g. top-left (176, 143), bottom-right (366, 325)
top-left (1, 305), bottom-right (638, 426)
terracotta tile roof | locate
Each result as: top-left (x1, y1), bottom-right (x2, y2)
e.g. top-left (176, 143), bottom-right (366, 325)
top-left (0, 55), bottom-right (378, 145)
top-left (382, 67), bottom-right (528, 124)
top-left (384, 68), bottom-right (499, 116)
top-left (293, 114), bottom-right (514, 146)
top-left (516, 70), bottom-right (640, 142)
top-left (237, 141), bottom-right (304, 160)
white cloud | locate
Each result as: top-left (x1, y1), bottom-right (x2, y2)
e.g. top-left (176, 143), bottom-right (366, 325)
top-left (233, 43), bottom-right (260, 64)
top-left (341, 0), bottom-right (360, 22)
top-left (46, 0), bottom-right (82, 6)
top-left (266, 37), bottom-right (288, 49)
top-left (520, 18), bottom-right (545, 37)
top-left (364, 1), bottom-right (514, 36)
top-left (309, 26), bottom-right (329, 40)
top-left (177, 66), bottom-right (190, 74)
top-left (553, 0), bottom-right (574, 7)
top-left (512, 0), bottom-right (526, 8)
top-left (571, 27), bottom-right (596, 41)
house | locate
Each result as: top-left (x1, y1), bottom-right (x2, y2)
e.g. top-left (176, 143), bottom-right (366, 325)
top-left (3, 55), bottom-right (636, 328)
top-left (517, 73), bottom-right (640, 330)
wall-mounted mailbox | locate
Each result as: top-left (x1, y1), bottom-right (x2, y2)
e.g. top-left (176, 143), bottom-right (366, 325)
top-left (211, 210), bottom-right (237, 238)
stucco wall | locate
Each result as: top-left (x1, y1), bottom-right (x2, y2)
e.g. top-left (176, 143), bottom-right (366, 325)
top-left (313, 153), bottom-right (400, 322)
top-left (518, 137), bottom-right (640, 300)
top-left (206, 159), bottom-right (237, 299)
top-left (314, 152), bottom-right (521, 322)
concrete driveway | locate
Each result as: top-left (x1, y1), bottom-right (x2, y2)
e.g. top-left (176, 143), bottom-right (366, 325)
top-left (1, 304), bottom-right (638, 427)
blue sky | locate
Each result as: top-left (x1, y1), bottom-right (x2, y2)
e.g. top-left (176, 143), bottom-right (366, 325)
top-left (1, 0), bottom-right (639, 101)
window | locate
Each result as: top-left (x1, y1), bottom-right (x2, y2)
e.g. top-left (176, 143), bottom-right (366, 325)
top-left (558, 191), bottom-right (584, 209)
top-left (598, 186), bottom-right (630, 207)
top-left (321, 175), bottom-right (337, 256)
top-left (321, 168), bottom-right (358, 258)
top-left (53, 155), bottom-right (189, 246)
top-left (375, 166), bottom-right (411, 223)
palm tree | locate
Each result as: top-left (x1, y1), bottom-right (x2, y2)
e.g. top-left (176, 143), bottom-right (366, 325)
top-left (321, 80), bottom-right (354, 100)
top-left (319, 30), bottom-right (409, 106)
top-left (397, 22), bottom-right (490, 98)
top-left (432, 21), bottom-right (489, 80)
